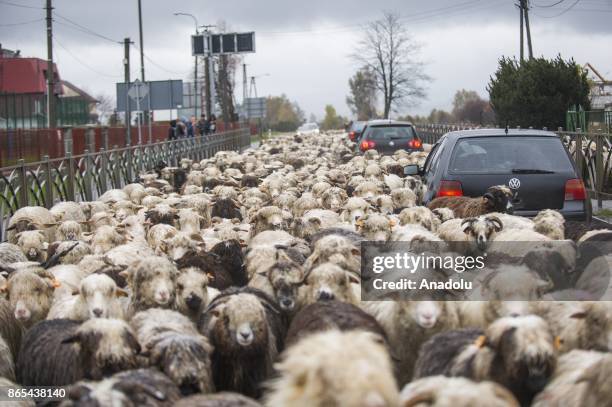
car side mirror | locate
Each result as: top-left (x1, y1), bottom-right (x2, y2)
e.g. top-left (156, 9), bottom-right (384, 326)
top-left (404, 164), bottom-right (420, 176)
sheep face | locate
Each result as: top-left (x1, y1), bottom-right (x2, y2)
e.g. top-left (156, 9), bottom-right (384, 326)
top-left (176, 268), bottom-right (211, 317)
top-left (399, 207), bottom-right (435, 231)
top-left (321, 187), bottom-right (347, 211)
top-left (63, 319), bottom-right (141, 380)
top-left (15, 230), bottom-right (48, 262)
top-left (462, 216), bottom-right (502, 251)
top-left (302, 263), bottom-right (355, 303)
top-left (486, 315), bottom-right (557, 396)
top-left (1, 270), bottom-right (55, 326)
top-left (57, 220), bottom-right (82, 241)
top-left (147, 332), bottom-right (214, 395)
top-left (129, 257), bottom-right (177, 308)
top-left (79, 274), bottom-right (125, 319)
top-left (391, 188), bottom-right (417, 211)
top-left (341, 197), bottom-right (370, 224)
top-left (252, 206), bottom-right (286, 235)
top-left (265, 257), bottom-right (304, 312)
top-left (484, 185), bottom-right (514, 213)
top-left (357, 214), bottom-right (394, 242)
top-left (210, 294), bottom-right (269, 351)
top-left (161, 233), bottom-right (205, 262)
top-left (410, 301), bottom-right (443, 329)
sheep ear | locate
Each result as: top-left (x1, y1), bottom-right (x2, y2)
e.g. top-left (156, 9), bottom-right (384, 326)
top-left (348, 273), bottom-right (360, 284)
top-left (554, 335), bottom-right (563, 350)
top-left (42, 222), bottom-right (57, 228)
top-left (115, 288), bottom-right (129, 297)
top-left (569, 310), bottom-right (587, 319)
top-left (0, 283), bottom-right (8, 295)
top-left (61, 333), bottom-right (81, 344)
top-left (190, 233), bottom-right (204, 242)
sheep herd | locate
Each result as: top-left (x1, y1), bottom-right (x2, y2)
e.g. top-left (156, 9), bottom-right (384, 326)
top-left (0, 130), bottom-right (611, 406)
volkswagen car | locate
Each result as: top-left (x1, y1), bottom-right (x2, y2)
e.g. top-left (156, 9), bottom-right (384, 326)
top-left (404, 129), bottom-right (591, 220)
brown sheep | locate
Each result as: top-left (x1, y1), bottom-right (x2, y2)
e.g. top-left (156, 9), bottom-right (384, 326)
top-left (427, 185), bottom-right (513, 218)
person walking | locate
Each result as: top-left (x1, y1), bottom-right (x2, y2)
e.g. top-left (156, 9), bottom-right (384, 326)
top-left (210, 114), bottom-right (217, 134)
top-left (176, 118), bottom-right (187, 138)
top-left (168, 120), bottom-right (177, 140)
top-left (197, 114), bottom-right (208, 136)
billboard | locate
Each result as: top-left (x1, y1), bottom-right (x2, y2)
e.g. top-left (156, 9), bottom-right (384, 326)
top-left (242, 97), bottom-right (266, 119)
top-left (116, 80), bottom-right (183, 112)
top-left (192, 32), bottom-right (256, 56)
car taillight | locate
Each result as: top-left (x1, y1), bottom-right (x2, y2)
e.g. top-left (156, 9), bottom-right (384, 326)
top-left (360, 140), bottom-right (376, 151)
top-left (408, 139), bottom-right (422, 149)
top-left (564, 178), bottom-right (586, 200)
top-left (349, 131), bottom-right (356, 141)
top-left (436, 180), bottom-right (463, 198)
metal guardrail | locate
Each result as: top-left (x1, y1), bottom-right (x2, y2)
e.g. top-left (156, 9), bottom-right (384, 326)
top-left (0, 128), bottom-right (251, 241)
top-left (415, 124), bottom-right (612, 207)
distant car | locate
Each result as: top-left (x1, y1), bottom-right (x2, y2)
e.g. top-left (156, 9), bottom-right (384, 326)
top-left (297, 122), bottom-right (320, 136)
top-left (404, 129), bottom-right (591, 220)
top-left (357, 120), bottom-right (423, 155)
top-left (347, 121), bottom-right (367, 142)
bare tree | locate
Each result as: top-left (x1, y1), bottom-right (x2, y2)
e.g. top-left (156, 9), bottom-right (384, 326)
top-left (352, 11), bottom-right (430, 118)
top-left (94, 93), bottom-right (115, 125)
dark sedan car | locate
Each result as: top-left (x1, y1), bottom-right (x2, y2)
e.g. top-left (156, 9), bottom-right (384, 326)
top-left (358, 120), bottom-right (423, 155)
top-left (404, 129), bottom-right (591, 221)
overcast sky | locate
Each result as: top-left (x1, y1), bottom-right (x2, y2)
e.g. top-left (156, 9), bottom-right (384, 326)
top-left (2, 0), bottom-right (612, 119)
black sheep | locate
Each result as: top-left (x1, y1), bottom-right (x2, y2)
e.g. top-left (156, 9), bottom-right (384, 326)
top-left (198, 287), bottom-right (287, 399)
top-left (175, 239), bottom-right (247, 290)
top-left (241, 175), bottom-right (260, 188)
top-left (285, 300), bottom-right (388, 347)
top-left (17, 318), bottom-right (141, 386)
top-left (211, 198), bottom-right (243, 221)
top-left (65, 368), bottom-right (181, 407)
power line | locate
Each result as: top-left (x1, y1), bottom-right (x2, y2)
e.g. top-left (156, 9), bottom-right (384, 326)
top-left (533, 0), bottom-right (567, 7)
top-left (534, 0), bottom-right (582, 16)
top-left (0, 18), bottom-right (43, 27)
top-left (53, 12), bottom-right (121, 44)
top-left (53, 34), bottom-right (123, 78)
top-left (0, 0), bottom-right (40, 9)
top-left (259, 0), bottom-right (488, 36)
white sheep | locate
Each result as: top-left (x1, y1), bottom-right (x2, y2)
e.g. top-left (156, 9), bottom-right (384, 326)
top-left (47, 273), bottom-right (126, 321)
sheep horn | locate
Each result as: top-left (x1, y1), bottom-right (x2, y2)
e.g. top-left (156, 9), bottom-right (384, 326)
top-left (401, 391), bottom-right (436, 407)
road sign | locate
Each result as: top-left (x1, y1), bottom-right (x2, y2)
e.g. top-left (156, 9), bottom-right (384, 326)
top-left (127, 79), bottom-right (149, 100)
top-left (192, 32), bottom-right (256, 56)
top-left (116, 80), bottom-right (183, 112)
top-left (243, 97), bottom-right (266, 119)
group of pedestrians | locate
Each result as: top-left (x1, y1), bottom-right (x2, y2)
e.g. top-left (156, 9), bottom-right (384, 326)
top-left (168, 114), bottom-right (217, 140)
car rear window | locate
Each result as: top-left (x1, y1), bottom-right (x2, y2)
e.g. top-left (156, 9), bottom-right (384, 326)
top-left (449, 136), bottom-right (573, 174)
top-left (351, 122), bottom-right (366, 132)
top-left (366, 126), bottom-right (416, 140)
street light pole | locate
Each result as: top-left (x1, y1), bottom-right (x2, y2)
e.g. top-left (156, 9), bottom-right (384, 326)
top-left (174, 12), bottom-right (199, 119)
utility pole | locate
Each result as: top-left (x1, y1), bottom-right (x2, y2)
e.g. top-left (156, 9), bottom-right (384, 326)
top-left (524, 0), bottom-right (534, 59)
top-left (137, 0), bottom-right (145, 82)
top-left (200, 25), bottom-right (216, 118)
top-left (519, 2), bottom-right (524, 62)
top-left (243, 63), bottom-right (248, 103)
top-left (136, 0), bottom-right (151, 142)
top-left (123, 38), bottom-right (132, 145)
top-left (45, 0), bottom-right (55, 128)
top-left (249, 76), bottom-right (258, 98)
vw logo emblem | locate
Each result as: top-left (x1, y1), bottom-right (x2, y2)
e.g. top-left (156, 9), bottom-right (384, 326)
top-left (508, 178), bottom-right (521, 189)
